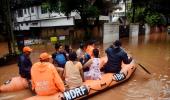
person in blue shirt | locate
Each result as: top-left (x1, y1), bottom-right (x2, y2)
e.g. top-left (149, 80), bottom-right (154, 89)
top-left (104, 40), bottom-right (132, 73)
top-left (52, 43), bottom-right (67, 68)
top-left (52, 43), bottom-right (67, 78)
top-left (18, 46), bottom-right (32, 80)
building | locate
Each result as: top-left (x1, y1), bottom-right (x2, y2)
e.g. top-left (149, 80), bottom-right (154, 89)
top-left (111, 0), bottom-right (131, 24)
top-left (13, 3), bottom-right (109, 45)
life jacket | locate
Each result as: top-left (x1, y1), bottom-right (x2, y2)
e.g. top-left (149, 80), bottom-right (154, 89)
top-left (86, 45), bottom-right (94, 58)
top-left (54, 53), bottom-right (66, 67)
top-left (31, 62), bottom-right (65, 96)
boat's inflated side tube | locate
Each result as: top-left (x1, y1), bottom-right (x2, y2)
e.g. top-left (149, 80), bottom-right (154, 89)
top-left (62, 85), bottom-right (89, 100)
top-left (0, 76), bottom-right (28, 92)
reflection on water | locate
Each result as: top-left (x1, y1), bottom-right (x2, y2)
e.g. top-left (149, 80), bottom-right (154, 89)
top-left (125, 73), bottom-right (170, 100)
top-left (144, 34), bottom-right (149, 44)
top-left (129, 36), bottom-right (139, 47)
top-left (0, 32), bottom-right (170, 100)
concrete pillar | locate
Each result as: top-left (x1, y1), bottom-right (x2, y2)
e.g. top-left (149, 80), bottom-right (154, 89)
top-left (129, 36), bottom-right (138, 47)
top-left (143, 23), bottom-right (150, 44)
top-left (103, 23), bottom-right (119, 44)
top-left (145, 23), bottom-right (150, 35)
top-left (129, 23), bottom-right (139, 46)
top-left (129, 23), bottom-right (139, 37)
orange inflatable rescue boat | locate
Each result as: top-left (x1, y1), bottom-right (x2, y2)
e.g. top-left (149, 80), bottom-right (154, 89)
top-left (25, 59), bottom-right (136, 100)
top-left (0, 57), bottom-right (136, 100)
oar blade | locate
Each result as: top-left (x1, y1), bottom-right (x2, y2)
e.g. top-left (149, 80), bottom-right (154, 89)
top-left (138, 63), bottom-right (151, 74)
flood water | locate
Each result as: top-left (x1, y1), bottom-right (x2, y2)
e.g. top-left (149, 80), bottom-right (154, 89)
top-left (0, 32), bottom-right (170, 100)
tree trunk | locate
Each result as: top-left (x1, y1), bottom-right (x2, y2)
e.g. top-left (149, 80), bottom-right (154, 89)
top-left (1, 0), bottom-right (16, 54)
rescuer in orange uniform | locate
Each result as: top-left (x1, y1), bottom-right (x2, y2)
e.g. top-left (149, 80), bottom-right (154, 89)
top-left (31, 52), bottom-right (65, 96)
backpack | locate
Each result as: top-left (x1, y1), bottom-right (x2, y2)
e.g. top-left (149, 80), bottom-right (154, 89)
top-left (55, 53), bottom-right (66, 66)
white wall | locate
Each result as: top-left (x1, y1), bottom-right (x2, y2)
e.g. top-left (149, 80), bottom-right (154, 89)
top-left (19, 23), bottom-right (30, 30)
top-left (40, 17), bottom-right (74, 27)
top-left (103, 23), bottom-right (119, 43)
top-left (129, 23), bottom-right (139, 37)
top-left (16, 6), bottom-right (77, 22)
top-left (14, 6), bottom-right (78, 30)
top-left (15, 17), bottom-right (74, 30)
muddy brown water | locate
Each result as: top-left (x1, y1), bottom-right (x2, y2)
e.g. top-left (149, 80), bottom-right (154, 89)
top-left (0, 32), bottom-right (170, 100)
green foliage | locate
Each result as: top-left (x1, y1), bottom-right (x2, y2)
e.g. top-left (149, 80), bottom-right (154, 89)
top-left (127, 7), bottom-right (146, 23)
top-left (47, 0), bottom-right (104, 40)
top-left (48, 0), bottom-right (100, 19)
top-left (145, 12), bottom-right (166, 26)
top-left (127, 6), bottom-right (166, 26)
top-left (85, 5), bottom-right (100, 18)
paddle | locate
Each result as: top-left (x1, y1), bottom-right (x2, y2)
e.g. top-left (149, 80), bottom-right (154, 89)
top-left (118, 48), bottom-right (151, 75)
top-left (137, 63), bottom-right (151, 75)
top-left (124, 50), bottom-right (151, 75)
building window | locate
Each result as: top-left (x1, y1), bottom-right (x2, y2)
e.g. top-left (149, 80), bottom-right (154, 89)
top-left (24, 9), bottom-right (27, 14)
top-left (26, 22), bottom-right (29, 26)
top-left (41, 6), bottom-right (48, 14)
top-left (31, 7), bottom-right (34, 13)
top-left (41, 4), bottom-right (48, 14)
top-left (18, 9), bottom-right (23, 17)
top-left (31, 22), bottom-right (38, 26)
top-left (21, 23), bottom-right (23, 26)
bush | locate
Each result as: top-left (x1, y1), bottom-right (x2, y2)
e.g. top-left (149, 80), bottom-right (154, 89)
top-left (127, 7), bottom-right (146, 23)
top-left (145, 12), bottom-right (161, 26)
top-left (127, 7), bottom-right (166, 26)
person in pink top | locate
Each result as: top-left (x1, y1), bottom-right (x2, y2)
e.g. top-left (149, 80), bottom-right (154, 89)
top-left (83, 48), bottom-right (102, 80)
top-left (31, 52), bottom-right (65, 96)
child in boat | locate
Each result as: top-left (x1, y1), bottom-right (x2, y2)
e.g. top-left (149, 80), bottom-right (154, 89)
top-left (83, 48), bottom-right (102, 80)
top-left (63, 51), bottom-right (84, 89)
top-left (86, 40), bottom-right (96, 58)
top-left (31, 52), bottom-right (65, 96)
top-left (76, 42), bottom-right (91, 65)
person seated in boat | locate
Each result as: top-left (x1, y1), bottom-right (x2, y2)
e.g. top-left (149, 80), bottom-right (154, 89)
top-left (31, 52), bottom-right (65, 96)
top-left (64, 44), bottom-right (73, 59)
top-left (86, 40), bottom-right (96, 58)
top-left (103, 40), bottom-right (132, 74)
top-left (52, 43), bottom-right (67, 77)
top-left (63, 51), bottom-right (84, 89)
top-left (83, 48), bottom-right (102, 80)
top-left (76, 42), bottom-right (91, 65)
top-left (18, 46), bottom-right (32, 80)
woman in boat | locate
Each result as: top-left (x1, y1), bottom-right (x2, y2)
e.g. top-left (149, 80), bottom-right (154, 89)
top-left (64, 44), bottom-right (73, 59)
top-left (103, 40), bottom-right (133, 74)
top-left (63, 51), bottom-right (84, 89)
top-left (83, 48), bottom-right (102, 80)
top-left (31, 52), bottom-right (65, 96)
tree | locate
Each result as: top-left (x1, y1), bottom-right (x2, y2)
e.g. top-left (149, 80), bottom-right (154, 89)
top-left (0, 0), bottom-right (15, 54)
top-left (47, 0), bottom-right (112, 40)
top-left (131, 0), bottom-right (170, 24)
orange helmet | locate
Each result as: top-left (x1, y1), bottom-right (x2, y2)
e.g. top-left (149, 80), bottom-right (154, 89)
top-left (39, 52), bottom-right (52, 60)
top-left (23, 46), bottom-right (32, 53)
